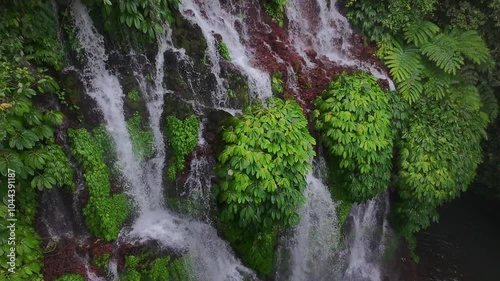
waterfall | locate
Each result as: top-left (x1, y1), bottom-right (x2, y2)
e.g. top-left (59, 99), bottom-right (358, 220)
top-left (286, 0), bottom-right (395, 90)
top-left (71, 1), bottom-right (256, 280)
top-left (179, 0), bottom-right (272, 103)
top-left (343, 192), bottom-right (392, 281)
top-left (280, 167), bottom-right (342, 281)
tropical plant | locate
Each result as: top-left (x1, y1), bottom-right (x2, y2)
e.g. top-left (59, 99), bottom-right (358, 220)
top-left (271, 70), bottom-right (284, 95)
top-left (314, 72), bottom-right (393, 202)
top-left (215, 98), bottom-right (316, 229)
top-left (84, 0), bottom-right (181, 39)
top-left (121, 254), bottom-right (195, 281)
top-left (164, 115), bottom-right (199, 181)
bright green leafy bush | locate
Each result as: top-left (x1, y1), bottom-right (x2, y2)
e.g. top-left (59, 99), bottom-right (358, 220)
top-left (314, 72), bottom-right (393, 202)
top-left (127, 112), bottom-right (155, 161)
top-left (54, 274), bottom-right (85, 281)
top-left (395, 83), bottom-right (489, 235)
top-left (68, 128), bottom-right (130, 241)
top-left (92, 252), bottom-right (111, 271)
top-left (165, 115), bottom-right (199, 181)
top-left (215, 98), bottom-right (316, 229)
top-left (127, 90), bottom-right (141, 103)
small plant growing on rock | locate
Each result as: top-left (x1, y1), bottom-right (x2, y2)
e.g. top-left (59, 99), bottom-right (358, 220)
top-left (165, 115), bottom-right (199, 181)
top-left (217, 40), bottom-right (231, 61)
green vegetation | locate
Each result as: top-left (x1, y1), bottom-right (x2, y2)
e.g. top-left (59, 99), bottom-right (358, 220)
top-left (92, 252), bottom-right (111, 271)
top-left (68, 128), bottom-right (130, 241)
top-left (217, 40), bottom-right (231, 61)
top-left (121, 254), bottom-right (195, 281)
top-left (215, 98), bottom-right (316, 229)
top-left (54, 274), bottom-right (85, 281)
top-left (271, 70), bottom-right (284, 95)
top-left (164, 115), bottom-right (199, 181)
top-left (85, 0), bottom-right (181, 39)
top-left (127, 90), bottom-right (142, 103)
top-left (314, 72), bottom-right (393, 202)
top-left (127, 112), bottom-right (155, 161)
top-left (222, 224), bottom-right (278, 277)
top-left (262, 0), bottom-right (287, 27)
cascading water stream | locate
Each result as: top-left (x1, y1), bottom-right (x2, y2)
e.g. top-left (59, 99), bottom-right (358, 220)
top-left (286, 0), bottom-right (395, 90)
top-left (179, 0), bottom-right (272, 103)
top-left (277, 162), bottom-right (342, 281)
top-left (343, 192), bottom-right (392, 281)
top-left (71, 1), bottom-right (256, 280)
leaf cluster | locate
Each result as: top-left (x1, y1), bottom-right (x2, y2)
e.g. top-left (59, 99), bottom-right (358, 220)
top-left (0, 62), bottom-right (74, 190)
top-left (271, 70), bottom-right (284, 96)
top-left (164, 115), bottom-right (199, 182)
top-left (53, 274), bottom-right (85, 281)
top-left (261, 0), bottom-right (288, 27)
top-left (85, 0), bottom-right (181, 40)
top-left (68, 128), bottom-right (130, 241)
top-left (217, 40), bottom-right (231, 62)
top-left (215, 98), bottom-right (316, 229)
top-left (314, 72), bottom-right (393, 202)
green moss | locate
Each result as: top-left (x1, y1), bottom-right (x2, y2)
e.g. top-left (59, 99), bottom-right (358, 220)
top-left (68, 128), bottom-right (131, 241)
top-left (165, 115), bottom-right (199, 181)
top-left (92, 252), bottom-right (111, 271)
top-left (217, 40), bottom-right (231, 61)
top-left (262, 0), bottom-right (287, 27)
top-left (127, 90), bottom-right (142, 103)
top-left (336, 200), bottom-right (353, 228)
top-left (127, 112), bottom-right (155, 161)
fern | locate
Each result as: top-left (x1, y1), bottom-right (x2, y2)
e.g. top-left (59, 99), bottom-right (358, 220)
top-left (452, 29), bottom-right (491, 65)
top-left (404, 20), bottom-right (440, 46)
top-left (422, 64), bottom-right (454, 100)
top-left (398, 70), bottom-right (424, 103)
top-left (385, 44), bottom-right (423, 82)
top-left (420, 32), bottom-right (464, 75)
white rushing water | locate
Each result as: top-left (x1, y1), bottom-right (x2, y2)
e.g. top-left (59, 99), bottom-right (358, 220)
top-left (286, 0), bottom-right (395, 90)
top-left (286, 170), bottom-right (342, 281)
top-left (180, 0), bottom-right (272, 103)
top-left (71, 1), bottom-right (256, 280)
top-left (343, 192), bottom-right (392, 281)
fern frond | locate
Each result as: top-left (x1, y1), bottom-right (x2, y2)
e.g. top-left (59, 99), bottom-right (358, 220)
top-left (477, 82), bottom-right (498, 122)
top-left (404, 20), bottom-right (440, 46)
top-left (398, 70), bottom-right (423, 103)
top-left (385, 44), bottom-right (423, 82)
top-left (420, 33), bottom-right (464, 75)
top-left (422, 63), bottom-right (453, 100)
top-left (451, 29), bottom-right (492, 66)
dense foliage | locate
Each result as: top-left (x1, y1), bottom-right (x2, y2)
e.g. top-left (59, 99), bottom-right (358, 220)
top-left (69, 128), bottom-right (130, 241)
top-left (85, 0), bottom-right (181, 39)
top-left (164, 115), bottom-right (199, 181)
top-left (215, 98), bottom-right (316, 229)
top-left (217, 40), bottom-right (231, 61)
top-left (314, 72), bottom-right (393, 202)
top-left (127, 112), bottom-right (155, 161)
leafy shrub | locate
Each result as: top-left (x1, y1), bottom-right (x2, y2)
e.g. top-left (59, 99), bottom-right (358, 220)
top-left (217, 40), bottom-right (231, 61)
top-left (69, 128), bottom-right (130, 241)
top-left (395, 83), bottom-right (489, 235)
top-left (164, 115), bottom-right (199, 181)
top-left (314, 72), bottom-right (393, 202)
top-left (127, 112), bottom-right (155, 161)
top-left (54, 274), bottom-right (85, 281)
top-left (92, 252), bottom-right (110, 271)
top-left (215, 98), bottom-right (316, 229)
